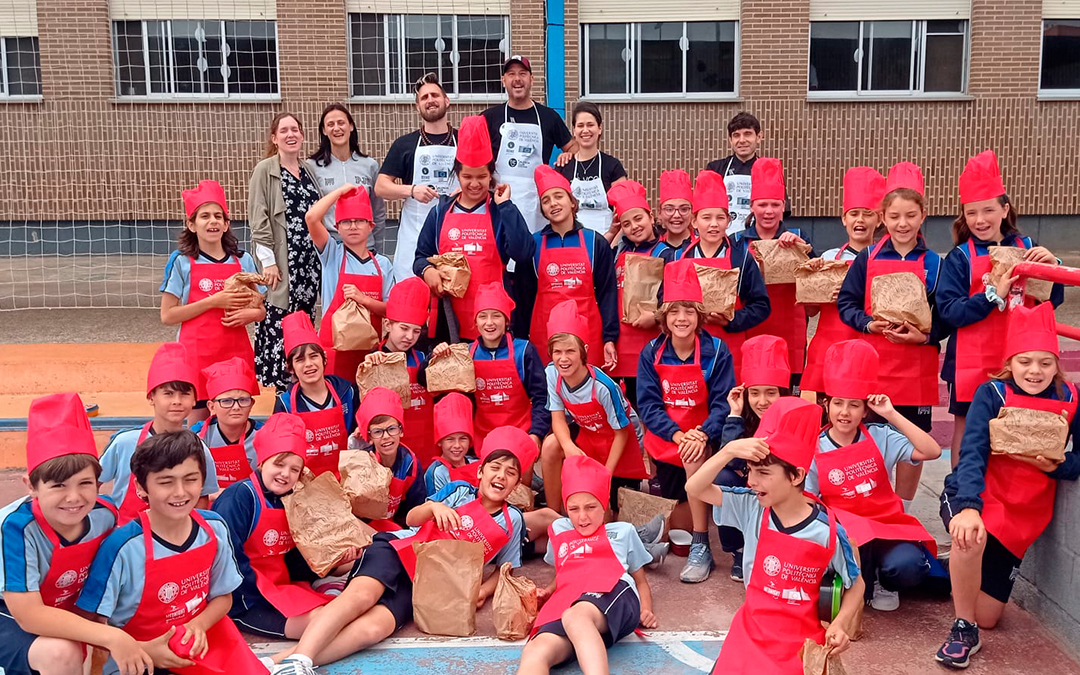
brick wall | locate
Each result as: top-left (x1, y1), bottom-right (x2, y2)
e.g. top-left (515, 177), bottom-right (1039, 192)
top-left (968, 0), bottom-right (1043, 97)
top-left (739, 0), bottom-right (810, 99)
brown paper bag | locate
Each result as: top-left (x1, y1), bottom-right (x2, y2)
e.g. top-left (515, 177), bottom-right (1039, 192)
top-left (427, 253), bottom-right (472, 298)
top-left (492, 562), bottom-right (538, 641)
top-left (356, 351), bottom-right (411, 406)
top-left (623, 255), bottom-right (666, 323)
top-left (426, 343), bottom-right (477, 393)
top-left (795, 260), bottom-right (849, 304)
top-left (331, 300), bottom-right (379, 352)
top-left (412, 540), bottom-right (484, 636)
top-left (751, 239), bottom-right (812, 285)
top-left (988, 246), bottom-right (1053, 302)
top-left (693, 264), bottom-right (739, 320)
top-left (507, 483), bottom-right (536, 512)
top-left (283, 471), bottom-right (376, 576)
top-left (617, 487), bottom-right (677, 531)
top-left (223, 271), bottom-right (266, 309)
top-left (339, 449), bottom-right (394, 519)
top-left (800, 639), bottom-right (848, 675)
top-left (870, 272), bottom-right (932, 334)
top-left (989, 406), bottom-right (1069, 463)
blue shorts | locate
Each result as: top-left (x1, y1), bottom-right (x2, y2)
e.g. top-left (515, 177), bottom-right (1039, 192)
top-left (347, 534), bottom-right (413, 629)
top-left (948, 383), bottom-right (972, 417)
top-left (231, 597), bottom-right (289, 638)
top-left (532, 580), bottom-right (640, 652)
top-left (0, 602), bottom-right (40, 675)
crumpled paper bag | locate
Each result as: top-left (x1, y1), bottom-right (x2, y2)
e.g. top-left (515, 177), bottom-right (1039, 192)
top-left (800, 639), bottom-right (848, 675)
top-left (412, 539), bottom-right (484, 636)
top-left (356, 351), bottom-right (411, 406)
top-left (988, 246), bottom-right (1053, 302)
top-left (989, 405), bottom-right (1068, 463)
top-left (224, 271), bottom-right (266, 309)
top-left (339, 449), bottom-right (393, 519)
top-left (795, 260), bottom-right (849, 304)
top-left (332, 300), bottom-right (379, 352)
top-left (428, 253), bottom-right (471, 298)
top-left (693, 264), bottom-right (739, 320)
top-left (283, 470), bottom-right (375, 576)
top-left (870, 272), bottom-right (932, 334)
top-left (623, 255), bottom-right (665, 324)
top-left (492, 562), bottom-right (538, 641)
top-left (617, 487), bottom-right (677, 531)
top-left (507, 483), bottom-right (536, 512)
top-left (426, 343), bottom-right (476, 393)
top-left (751, 239), bottom-right (812, 285)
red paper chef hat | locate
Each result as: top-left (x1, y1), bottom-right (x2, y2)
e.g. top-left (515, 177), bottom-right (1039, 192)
top-left (147, 342), bottom-right (198, 395)
top-left (561, 454), bottom-right (612, 510)
top-left (750, 158), bottom-right (786, 203)
top-left (26, 392), bottom-right (97, 474)
top-left (202, 356), bottom-right (257, 400)
top-left (823, 340), bottom-right (879, 400)
top-left (473, 281), bottom-right (516, 321)
top-left (546, 299), bottom-right (587, 343)
top-left (385, 277), bottom-right (431, 326)
top-left (885, 162), bottom-right (925, 196)
top-left (693, 170), bottom-right (731, 213)
top-left (254, 412), bottom-right (308, 466)
top-left (740, 335), bottom-right (790, 388)
top-left (355, 387), bottom-right (405, 442)
top-left (662, 259), bottom-right (704, 304)
top-left (843, 166), bottom-right (886, 214)
top-left (479, 425), bottom-right (538, 473)
top-left (607, 180), bottom-right (651, 220)
top-left (534, 164), bottom-right (572, 198)
top-left (754, 397), bottom-right (822, 473)
top-left (456, 115), bottom-right (494, 167)
top-left (182, 180), bottom-right (229, 219)
top-left (1005, 302), bottom-right (1059, 361)
top-left (336, 185), bottom-right (373, 223)
top-left (958, 150), bottom-right (1007, 205)
top-left (282, 311), bottom-right (321, 356)
top-left (659, 169), bottom-right (693, 204)
top-left (434, 392), bottom-right (475, 444)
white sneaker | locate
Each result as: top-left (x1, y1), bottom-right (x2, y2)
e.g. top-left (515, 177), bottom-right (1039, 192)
top-left (271, 656), bottom-right (316, 675)
top-left (870, 581), bottom-right (900, 611)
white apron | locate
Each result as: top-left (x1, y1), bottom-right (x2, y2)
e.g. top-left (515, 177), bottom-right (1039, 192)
top-left (570, 154), bottom-right (611, 235)
top-left (392, 136), bottom-right (458, 282)
top-left (723, 159), bottom-right (753, 236)
top-left (495, 104), bottom-right (546, 235)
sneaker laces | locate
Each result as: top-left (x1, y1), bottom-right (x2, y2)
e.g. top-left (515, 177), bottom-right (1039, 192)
top-left (687, 542), bottom-right (712, 566)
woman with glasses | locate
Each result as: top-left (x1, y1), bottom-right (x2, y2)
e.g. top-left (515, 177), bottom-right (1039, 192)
top-left (308, 103), bottom-right (387, 238)
top-left (192, 357), bottom-right (263, 493)
top-left (556, 101), bottom-right (627, 239)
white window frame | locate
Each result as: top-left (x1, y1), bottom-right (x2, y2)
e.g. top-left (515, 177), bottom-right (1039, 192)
top-left (1038, 19), bottom-right (1080, 100)
top-left (346, 13), bottom-right (510, 103)
top-left (0, 35), bottom-right (43, 101)
top-left (111, 19), bottom-right (281, 102)
top-left (580, 21), bottom-right (740, 101)
top-left (807, 19), bottom-right (970, 100)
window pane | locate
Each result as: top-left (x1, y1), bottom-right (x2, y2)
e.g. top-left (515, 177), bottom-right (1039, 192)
top-left (146, 21), bottom-right (169, 94)
top-left (114, 21), bottom-right (147, 96)
top-left (4, 37), bottom-right (41, 96)
top-left (400, 15), bottom-right (449, 95)
top-left (1041, 20), bottom-right (1080, 90)
top-left (866, 21), bottom-right (912, 91)
top-left (350, 13), bottom-right (386, 97)
top-left (686, 21), bottom-right (735, 93)
top-left (926, 20), bottom-right (965, 34)
top-left (457, 15), bottom-right (505, 95)
top-left (809, 22), bottom-right (858, 91)
top-left (639, 22), bottom-right (682, 93)
top-left (585, 24), bottom-right (626, 94)
top-left (923, 32), bottom-right (964, 92)
top-left (227, 20), bottom-right (278, 94)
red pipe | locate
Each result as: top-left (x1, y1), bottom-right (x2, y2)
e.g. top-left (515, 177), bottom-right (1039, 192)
top-left (1012, 262), bottom-right (1080, 339)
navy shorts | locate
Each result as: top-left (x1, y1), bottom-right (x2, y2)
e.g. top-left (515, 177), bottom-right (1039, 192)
top-left (0, 603), bottom-right (39, 675)
top-left (947, 383), bottom-right (972, 417)
top-left (654, 460), bottom-right (689, 502)
top-left (892, 404), bottom-right (933, 433)
top-left (231, 597), bottom-right (289, 638)
top-left (939, 494), bottom-right (1022, 603)
top-left (347, 534), bottom-right (413, 629)
top-left (533, 580), bottom-right (640, 652)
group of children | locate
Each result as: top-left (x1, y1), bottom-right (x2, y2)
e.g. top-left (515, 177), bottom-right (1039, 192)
top-left (0, 111), bottom-right (1075, 675)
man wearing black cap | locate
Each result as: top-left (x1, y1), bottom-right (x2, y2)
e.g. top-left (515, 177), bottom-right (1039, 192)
top-left (482, 55), bottom-right (576, 234)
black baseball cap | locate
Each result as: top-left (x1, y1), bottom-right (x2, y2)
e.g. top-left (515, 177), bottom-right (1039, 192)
top-left (502, 55), bottom-right (532, 73)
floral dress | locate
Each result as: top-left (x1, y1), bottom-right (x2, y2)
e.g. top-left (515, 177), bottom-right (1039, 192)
top-left (254, 164), bottom-right (321, 389)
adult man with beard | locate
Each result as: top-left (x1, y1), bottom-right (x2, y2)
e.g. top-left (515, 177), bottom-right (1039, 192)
top-left (377, 73), bottom-right (460, 282)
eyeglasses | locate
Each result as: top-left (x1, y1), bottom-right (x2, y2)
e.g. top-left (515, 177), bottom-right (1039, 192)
top-left (369, 424), bottom-right (403, 439)
top-left (213, 396), bottom-right (255, 409)
top-left (338, 219), bottom-right (369, 230)
top-left (661, 205), bottom-right (692, 216)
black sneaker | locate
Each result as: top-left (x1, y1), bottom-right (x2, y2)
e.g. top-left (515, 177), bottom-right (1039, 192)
top-left (935, 618), bottom-right (981, 669)
top-left (730, 551), bottom-right (744, 581)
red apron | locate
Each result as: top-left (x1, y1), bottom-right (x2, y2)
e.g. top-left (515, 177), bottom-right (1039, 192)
top-left (613, 247), bottom-right (664, 378)
top-left (122, 511), bottom-right (267, 675)
top-left (802, 246), bottom-right (863, 394)
top-left (198, 420), bottom-right (251, 492)
top-left (815, 426), bottom-right (936, 555)
top-left (690, 240), bottom-right (747, 375)
top-left (367, 447), bottom-right (421, 532)
top-left (319, 250), bottom-right (384, 381)
top-left (746, 237), bottom-right (807, 376)
top-left (390, 497), bottom-right (512, 579)
top-left (177, 256), bottom-right (259, 401)
top-left (289, 383), bottom-right (347, 478)
top-left (529, 231), bottom-right (605, 367)
top-left (470, 338), bottom-right (533, 441)
top-left (117, 422), bottom-right (154, 526)
top-left (981, 382), bottom-right (1078, 558)
top-left (642, 337), bottom-right (709, 466)
top-left (713, 501), bottom-right (837, 675)
top-left (431, 457), bottom-right (481, 487)
top-left (530, 524), bottom-right (626, 637)
top-left (557, 368), bottom-right (648, 479)
top-left (862, 236), bottom-right (939, 407)
top-left (436, 199), bottom-right (505, 341)
top-left (32, 498), bottom-right (117, 610)
top-left (403, 348), bottom-right (436, 467)
top-left (241, 475), bottom-right (331, 617)
top-left (952, 239), bottom-right (1030, 403)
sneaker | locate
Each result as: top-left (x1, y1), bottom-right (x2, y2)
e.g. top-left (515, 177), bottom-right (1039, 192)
top-left (870, 581), bottom-right (900, 611)
top-left (271, 656), bottom-right (316, 675)
top-left (935, 618), bottom-right (981, 669)
top-left (730, 551), bottom-right (744, 582)
top-left (645, 541), bottom-right (670, 569)
top-left (635, 515), bottom-right (665, 545)
top-left (680, 542), bottom-right (714, 583)
top-left (312, 575), bottom-right (346, 596)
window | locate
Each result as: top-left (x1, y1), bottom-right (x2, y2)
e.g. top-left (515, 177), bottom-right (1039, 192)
top-left (348, 13), bottom-right (509, 99)
top-left (0, 36), bottom-right (41, 97)
top-left (582, 21), bottom-right (737, 98)
top-left (112, 20), bottom-right (278, 98)
top-left (1040, 20), bottom-right (1080, 94)
top-left (809, 20), bottom-right (967, 95)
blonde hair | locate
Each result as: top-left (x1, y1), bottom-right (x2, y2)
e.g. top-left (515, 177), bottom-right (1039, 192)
top-left (547, 332), bottom-right (587, 356)
top-left (990, 354), bottom-right (1067, 397)
top-left (658, 300), bottom-right (706, 335)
